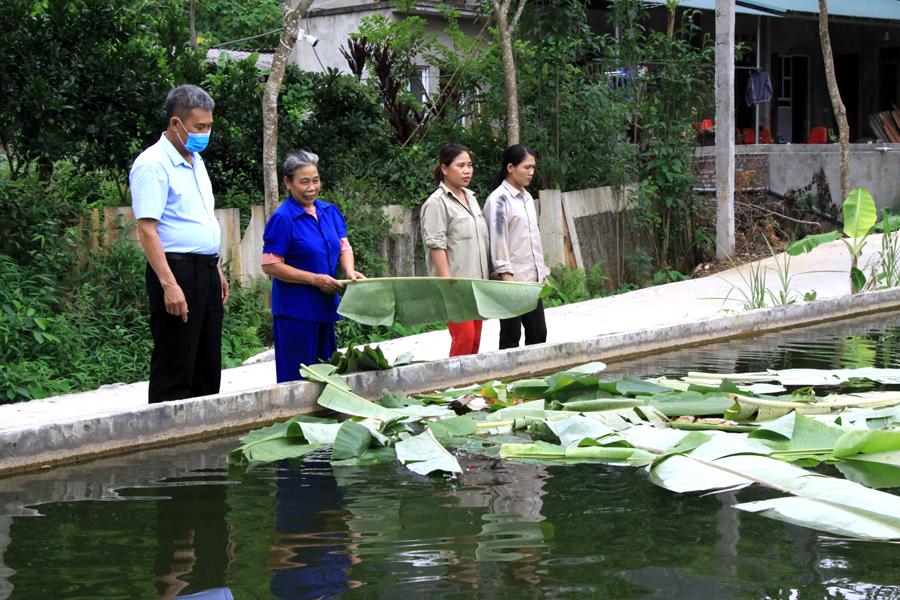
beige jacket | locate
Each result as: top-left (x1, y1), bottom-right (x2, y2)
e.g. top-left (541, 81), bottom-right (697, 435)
top-left (483, 180), bottom-right (550, 282)
top-left (420, 182), bottom-right (490, 279)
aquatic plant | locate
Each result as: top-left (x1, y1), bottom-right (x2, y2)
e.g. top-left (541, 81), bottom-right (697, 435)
top-left (229, 362), bottom-right (900, 541)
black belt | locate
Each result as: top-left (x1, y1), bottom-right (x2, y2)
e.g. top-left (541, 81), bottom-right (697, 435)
top-left (165, 252), bottom-right (219, 266)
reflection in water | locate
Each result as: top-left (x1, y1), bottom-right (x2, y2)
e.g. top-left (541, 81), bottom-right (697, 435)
top-left (0, 517), bottom-right (12, 599)
top-left (152, 481), bottom-right (230, 598)
top-left (268, 456), bottom-right (357, 599)
top-left (2, 313), bottom-right (900, 598)
top-left (331, 454), bottom-right (552, 597)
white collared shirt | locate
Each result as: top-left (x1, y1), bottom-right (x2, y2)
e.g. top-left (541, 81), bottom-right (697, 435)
top-left (483, 180), bottom-right (549, 282)
top-left (130, 133), bottom-right (220, 254)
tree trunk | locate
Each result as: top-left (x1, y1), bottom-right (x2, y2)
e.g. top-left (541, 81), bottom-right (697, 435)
top-left (666, 1), bottom-right (680, 39)
top-left (189, 0), bottom-right (198, 50)
top-left (263, 0), bottom-right (314, 218)
top-left (818, 0), bottom-right (850, 201)
top-left (491, 0), bottom-right (526, 146)
top-left (714, 0), bottom-right (735, 260)
top-left (498, 25), bottom-right (520, 145)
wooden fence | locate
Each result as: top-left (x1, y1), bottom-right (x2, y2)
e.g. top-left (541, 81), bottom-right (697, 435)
top-left (87, 185), bottom-right (648, 288)
top-left (538, 185), bottom-right (649, 288)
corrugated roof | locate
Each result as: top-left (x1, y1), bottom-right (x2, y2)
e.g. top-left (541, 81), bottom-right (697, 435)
top-left (641, 0), bottom-right (775, 16)
top-left (736, 0), bottom-right (900, 22)
top-left (643, 0), bottom-right (900, 22)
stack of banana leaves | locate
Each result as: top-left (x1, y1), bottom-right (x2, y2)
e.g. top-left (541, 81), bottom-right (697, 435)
top-left (228, 362), bottom-right (900, 541)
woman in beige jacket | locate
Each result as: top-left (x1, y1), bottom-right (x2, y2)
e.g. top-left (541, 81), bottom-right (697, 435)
top-left (420, 143), bottom-right (490, 356)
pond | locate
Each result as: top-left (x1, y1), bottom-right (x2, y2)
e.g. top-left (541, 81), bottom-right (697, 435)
top-left (2, 313), bottom-right (900, 599)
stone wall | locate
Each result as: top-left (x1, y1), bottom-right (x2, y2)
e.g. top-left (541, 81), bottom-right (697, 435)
top-left (693, 152), bottom-right (770, 190)
top-left (694, 143), bottom-right (900, 208)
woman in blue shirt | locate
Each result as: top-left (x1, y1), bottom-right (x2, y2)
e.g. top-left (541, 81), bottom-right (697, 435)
top-left (262, 151), bottom-right (364, 383)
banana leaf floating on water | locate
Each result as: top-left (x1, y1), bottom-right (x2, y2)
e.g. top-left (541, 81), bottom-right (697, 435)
top-left (229, 364), bottom-right (900, 541)
top-left (337, 276), bottom-right (546, 327)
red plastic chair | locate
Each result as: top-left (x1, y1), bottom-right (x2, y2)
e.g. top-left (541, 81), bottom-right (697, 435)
top-left (742, 127), bottom-right (756, 144)
top-left (807, 127), bottom-right (827, 144)
top-left (760, 127), bottom-right (772, 144)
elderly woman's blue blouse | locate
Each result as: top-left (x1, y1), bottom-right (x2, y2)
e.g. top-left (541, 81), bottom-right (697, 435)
top-left (262, 197), bottom-right (347, 322)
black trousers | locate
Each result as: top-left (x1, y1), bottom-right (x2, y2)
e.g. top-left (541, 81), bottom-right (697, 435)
top-left (499, 300), bottom-right (547, 350)
top-left (146, 254), bottom-right (223, 403)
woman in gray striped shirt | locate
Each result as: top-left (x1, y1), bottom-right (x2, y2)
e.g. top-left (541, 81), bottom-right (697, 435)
top-left (483, 145), bottom-right (550, 349)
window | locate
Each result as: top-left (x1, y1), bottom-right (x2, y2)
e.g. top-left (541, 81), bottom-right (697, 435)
top-left (409, 66), bottom-right (429, 104)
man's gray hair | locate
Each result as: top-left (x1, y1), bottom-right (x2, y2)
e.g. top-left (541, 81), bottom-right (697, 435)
top-left (165, 84), bottom-right (215, 119)
top-left (283, 150), bottom-right (320, 179)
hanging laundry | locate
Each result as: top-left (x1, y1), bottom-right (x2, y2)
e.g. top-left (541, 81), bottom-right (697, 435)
top-left (745, 70), bottom-right (773, 106)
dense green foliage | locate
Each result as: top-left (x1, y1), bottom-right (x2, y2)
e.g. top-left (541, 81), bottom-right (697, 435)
top-left (0, 0), bottom-right (185, 195)
top-left (196, 0), bottom-right (282, 50)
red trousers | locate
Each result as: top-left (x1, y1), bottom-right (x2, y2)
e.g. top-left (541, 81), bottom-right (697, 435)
top-left (448, 320), bottom-right (483, 357)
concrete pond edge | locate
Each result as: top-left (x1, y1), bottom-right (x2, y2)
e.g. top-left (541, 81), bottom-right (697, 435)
top-left (4, 287), bottom-right (900, 475)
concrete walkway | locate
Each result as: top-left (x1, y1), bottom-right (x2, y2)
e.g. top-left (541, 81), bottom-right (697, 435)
top-left (0, 236), bottom-right (888, 433)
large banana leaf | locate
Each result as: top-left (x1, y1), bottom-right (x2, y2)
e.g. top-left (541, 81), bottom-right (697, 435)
top-left (842, 187), bottom-right (878, 238)
top-left (688, 367), bottom-right (900, 386)
top-left (786, 231), bottom-right (842, 255)
top-left (426, 415), bottom-right (478, 438)
top-left (228, 415), bottom-right (337, 466)
top-left (337, 277), bottom-right (544, 327)
top-left (749, 412), bottom-right (844, 455)
top-left (332, 421), bottom-right (373, 461)
top-left (499, 440), bottom-right (655, 465)
top-left (832, 429), bottom-right (900, 488)
top-left (735, 496), bottom-right (900, 540)
top-left (316, 383), bottom-right (406, 422)
top-left (546, 416), bottom-right (615, 447)
top-left (395, 429), bottom-right (462, 475)
top-left (645, 431), bottom-right (900, 540)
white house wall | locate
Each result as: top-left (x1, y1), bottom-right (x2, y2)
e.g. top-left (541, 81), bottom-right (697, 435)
top-left (292, 6), bottom-right (483, 99)
top-left (290, 6), bottom-right (392, 74)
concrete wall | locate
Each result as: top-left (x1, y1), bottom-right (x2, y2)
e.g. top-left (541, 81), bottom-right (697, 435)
top-left (5, 287), bottom-right (900, 475)
top-left (291, 5), bottom-right (391, 74)
top-left (293, 1), bottom-right (482, 87)
top-left (695, 143), bottom-right (900, 209)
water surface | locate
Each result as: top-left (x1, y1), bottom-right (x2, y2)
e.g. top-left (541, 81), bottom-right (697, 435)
top-left (2, 313), bottom-right (900, 599)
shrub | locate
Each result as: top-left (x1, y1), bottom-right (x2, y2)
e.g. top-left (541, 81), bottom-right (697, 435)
top-left (585, 260), bottom-right (611, 297)
top-left (544, 266), bottom-right (590, 307)
top-left (222, 279), bottom-right (273, 369)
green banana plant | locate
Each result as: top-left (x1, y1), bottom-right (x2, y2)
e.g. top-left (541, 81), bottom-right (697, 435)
top-left (787, 187), bottom-right (878, 293)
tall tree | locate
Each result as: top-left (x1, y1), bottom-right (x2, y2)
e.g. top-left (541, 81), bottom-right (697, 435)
top-left (189, 0), bottom-right (198, 50)
top-left (818, 0), bottom-right (850, 201)
top-left (489, 0), bottom-right (526, 145)
top-left (263, 0), bottom-right (314, 217)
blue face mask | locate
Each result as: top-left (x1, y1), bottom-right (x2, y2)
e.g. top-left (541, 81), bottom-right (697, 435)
top-left (175, 118), bottom-right (211, 153)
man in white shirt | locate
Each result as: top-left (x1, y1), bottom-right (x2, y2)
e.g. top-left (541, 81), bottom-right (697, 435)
top-left (130, 84), bottom-right (229, 403)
